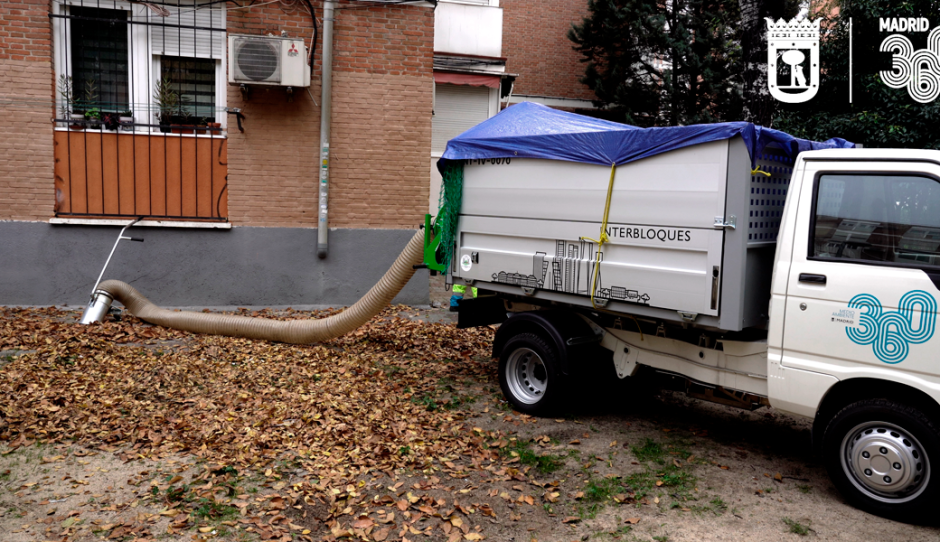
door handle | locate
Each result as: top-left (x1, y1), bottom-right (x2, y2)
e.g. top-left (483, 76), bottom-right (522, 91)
top-left (799, 273), bottom-right (827, 285)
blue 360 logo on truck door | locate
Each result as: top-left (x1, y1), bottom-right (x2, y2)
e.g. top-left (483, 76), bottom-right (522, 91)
top-left (846, 291), bottom-right (937, 364)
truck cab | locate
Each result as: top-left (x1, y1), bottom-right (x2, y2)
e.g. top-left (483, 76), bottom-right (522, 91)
top-left (768, 149), bottom-right (940, 519)
top-left (771, 149), bottom-right (940, 419)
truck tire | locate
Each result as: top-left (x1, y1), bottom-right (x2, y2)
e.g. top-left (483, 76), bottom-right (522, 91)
top-left (822, 398), bottom-right (940, 521)
top-left (498, 332), bottom-right (562, 416)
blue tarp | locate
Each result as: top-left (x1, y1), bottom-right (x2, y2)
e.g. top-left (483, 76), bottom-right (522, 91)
top-left (438, 101), bottom-right (854, 172)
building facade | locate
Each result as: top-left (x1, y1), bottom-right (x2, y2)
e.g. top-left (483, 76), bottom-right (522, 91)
top-left (0, 0), bottom-right (434, 308)
top-left (0, 0), bottom-right (596, 308)
top-left (428, 0), bottom-right (594, 214)
top-left (501, 0), bottom-right (595, 110)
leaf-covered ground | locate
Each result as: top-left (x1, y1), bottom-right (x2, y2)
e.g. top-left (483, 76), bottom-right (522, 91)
top-left (2, 306), bottom-right (940, 542)
top-left (0, 306), bottom-right (492, 473)
top-left (0, 306), bottom-right (499, 541)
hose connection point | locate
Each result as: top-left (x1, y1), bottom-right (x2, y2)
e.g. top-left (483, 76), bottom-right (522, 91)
top-left (317, 244), bottom-right (328, 259)
top-left (80, 290), bottom-right (115, 325)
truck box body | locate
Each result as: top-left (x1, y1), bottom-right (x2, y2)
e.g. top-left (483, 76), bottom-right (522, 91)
top-left (451, 137), bottom-right (796, 331)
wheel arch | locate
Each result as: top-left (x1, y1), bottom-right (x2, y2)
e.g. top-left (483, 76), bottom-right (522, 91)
top-left (813, 378), bottom-right (940, 453)
top-left (492, 310), bottom-right (598, 377)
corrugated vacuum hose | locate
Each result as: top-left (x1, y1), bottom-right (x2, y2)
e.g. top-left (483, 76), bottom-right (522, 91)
top-left (83, 229), bottom-right (425, 344)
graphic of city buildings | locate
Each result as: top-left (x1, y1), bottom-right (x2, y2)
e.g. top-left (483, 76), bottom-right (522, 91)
top-left (491, 239), bottom-right (651, 304)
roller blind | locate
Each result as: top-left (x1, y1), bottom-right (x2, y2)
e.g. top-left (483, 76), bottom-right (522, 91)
top-left (440, 0), bottom-right (494, 5)
top-left (151, 0), bottom-right (225, 60)
top-left (432, 83), bottom-right (490, 153)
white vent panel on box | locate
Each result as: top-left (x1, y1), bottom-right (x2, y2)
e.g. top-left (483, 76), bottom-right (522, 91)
top-left (748, 149), bottom-right (794, 246)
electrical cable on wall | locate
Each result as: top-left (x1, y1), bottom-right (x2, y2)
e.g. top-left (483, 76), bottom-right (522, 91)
top-left (177, 0), bottom-right (317, 67)
top-left (300, 0), bottom-right (318, 67)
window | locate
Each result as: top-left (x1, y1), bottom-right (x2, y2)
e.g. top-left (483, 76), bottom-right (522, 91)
top-left (812, 174), bottom-right (940, 266)
top-left (54, 0), bottom-right (227, 131)
top-left (69, 6), bottom-right (129, 113)
top-left (161, 56), bottom-right (217, 123)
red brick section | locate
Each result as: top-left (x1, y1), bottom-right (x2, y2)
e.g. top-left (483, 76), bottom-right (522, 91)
top-left (0, 0), bottom-right (51, 62)
top-left (501, 0), bottom-right (595, 101)
top-left (0, 0), bottom-right (54, 221)
top-left (224, 82), bottom-right (323, 227)
top-left (226, 1), bottom-right (433, 229)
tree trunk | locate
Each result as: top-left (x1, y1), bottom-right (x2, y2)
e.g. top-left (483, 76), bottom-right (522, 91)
top-left (670, 0), bottom-right (680, 126)
top-left (738, 0), bottom-right (774, 126)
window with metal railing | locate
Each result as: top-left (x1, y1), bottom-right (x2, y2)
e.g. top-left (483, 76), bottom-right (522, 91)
top-left (52, 0), bottom-right (228, 221)
top-left (69, 6), bottom-right (129, 115)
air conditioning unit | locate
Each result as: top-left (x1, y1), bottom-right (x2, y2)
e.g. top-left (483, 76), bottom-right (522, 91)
top-left (228, 34), bottom-right (311, 87)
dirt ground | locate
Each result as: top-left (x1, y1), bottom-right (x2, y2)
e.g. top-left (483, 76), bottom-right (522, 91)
top-left (1, 306), bottom-right (939, 542)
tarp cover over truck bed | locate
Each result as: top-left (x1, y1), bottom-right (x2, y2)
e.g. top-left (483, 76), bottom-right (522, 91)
top-left (438, 101), bottom-right (854, 171)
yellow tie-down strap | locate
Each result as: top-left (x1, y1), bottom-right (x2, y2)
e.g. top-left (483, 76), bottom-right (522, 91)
top-left (580, 163), bottom-right (617, 310)
top-left (579, 163), bottom-right (645, 339)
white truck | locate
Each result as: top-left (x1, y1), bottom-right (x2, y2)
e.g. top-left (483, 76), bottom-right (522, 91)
top-left (434, 103), bottom-right (940, 520)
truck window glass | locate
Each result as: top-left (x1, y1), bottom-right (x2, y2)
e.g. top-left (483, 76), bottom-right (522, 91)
top-left (813, 174), bottom-right (940, 266)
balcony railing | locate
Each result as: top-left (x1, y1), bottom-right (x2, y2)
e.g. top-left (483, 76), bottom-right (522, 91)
top-left (54, 127), bottom-right (228, 220)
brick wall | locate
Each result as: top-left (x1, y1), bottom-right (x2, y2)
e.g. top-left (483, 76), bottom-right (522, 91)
top-left (227, 1), bottom-right (433, 229)
top-left (329, 71), bottom-right (431, 229)
top-left (0, 0), bottom-right (52, 62)
top-left (0, 0), bottom-right (54, 222)
top-left (502, 0), bottom-right (594, 101)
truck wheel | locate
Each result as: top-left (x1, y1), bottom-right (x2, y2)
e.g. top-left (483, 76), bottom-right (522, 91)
top-left (822, 398), bottom-right (940, 520)
top-left (499, 332), bottom-right (561, 416)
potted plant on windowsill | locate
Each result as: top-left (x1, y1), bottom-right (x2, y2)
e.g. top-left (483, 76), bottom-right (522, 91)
top-left (118, 110), bottom-right (134, 131)
top-left (103, 112), bottom-right (120, 131)
top-left (171, 110), bottom-right (197, 135)
top-left (84, 108), bottom-right (102, 130)
top-left (57, 75), bottom-right (84, 130)
top-left (82, 80), bottom-right (101, 129)
top-left (153, 77), bottom-right (180, 134)
top-left (192, 116), bottom-right (221, 135)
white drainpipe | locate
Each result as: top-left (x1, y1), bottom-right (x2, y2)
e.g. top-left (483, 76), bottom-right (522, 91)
top-left (317, 0), bottom-right (335, 259)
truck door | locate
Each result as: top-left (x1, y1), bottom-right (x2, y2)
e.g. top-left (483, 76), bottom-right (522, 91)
top-left (782, 159), bottom-right (940, 385)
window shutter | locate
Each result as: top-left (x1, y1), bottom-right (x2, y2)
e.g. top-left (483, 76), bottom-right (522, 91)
top-left (432, 83), bottom-right (491, 153)
top-left (151, 1), bottom-right (225, 60)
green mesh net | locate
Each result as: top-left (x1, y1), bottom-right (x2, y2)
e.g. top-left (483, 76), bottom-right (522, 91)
top-left (435, 161), bottom-right (463, 273)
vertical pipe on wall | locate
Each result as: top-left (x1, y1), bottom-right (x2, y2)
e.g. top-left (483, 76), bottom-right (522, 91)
top-left (317, 0), bottom-right (335, 259)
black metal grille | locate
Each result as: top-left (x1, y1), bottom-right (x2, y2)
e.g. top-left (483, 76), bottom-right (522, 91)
top-left (70, 6), bottom-right (129, 113)
top-left (162, 56), bottom-right (217, 122)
